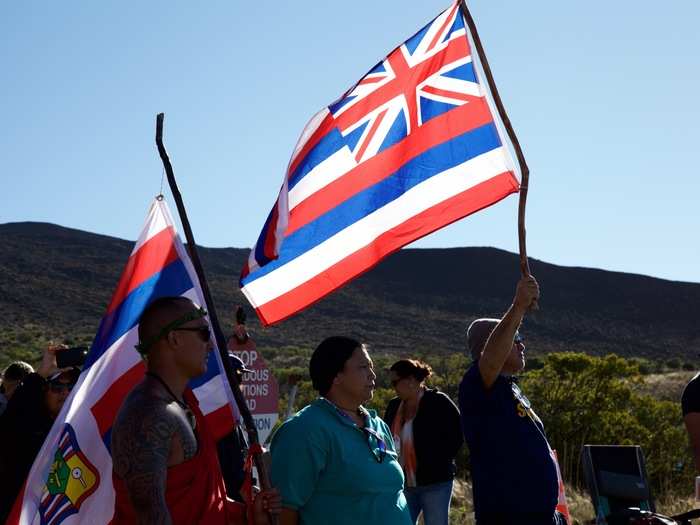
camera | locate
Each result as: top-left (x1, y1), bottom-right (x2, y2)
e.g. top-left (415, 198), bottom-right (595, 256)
top-left (56, 346), bottom-right (88, 369)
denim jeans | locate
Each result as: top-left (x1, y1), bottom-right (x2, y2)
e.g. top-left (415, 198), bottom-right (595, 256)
top-left (404, 479), bottom-right (454, 525)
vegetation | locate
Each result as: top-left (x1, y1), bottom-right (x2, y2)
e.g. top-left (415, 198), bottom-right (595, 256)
top-left (2, 222), bottom-right (699, 521)
top-left (2, 222), bottom-right (700, 370)
top-left (269, 349), bottom-right (696, 521)
top-left (520, 353), bottom-right (693, 496)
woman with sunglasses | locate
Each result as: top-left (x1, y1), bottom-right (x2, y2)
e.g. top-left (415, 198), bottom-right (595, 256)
top-left (384, 359), bottom-right (463, 525)
top-left (270, 336), bottom-right (412, 525)
top-left (0, 344), bottom-right (80, 523)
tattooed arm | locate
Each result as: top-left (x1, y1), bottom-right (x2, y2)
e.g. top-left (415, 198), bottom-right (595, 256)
top-left (111, 387), bottom-right (178, 525)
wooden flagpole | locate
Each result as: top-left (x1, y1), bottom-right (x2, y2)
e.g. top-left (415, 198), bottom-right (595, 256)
top-left (155, 113), bottom-right (277, 521)
top-left (458, 0), bottom-right (533, 279)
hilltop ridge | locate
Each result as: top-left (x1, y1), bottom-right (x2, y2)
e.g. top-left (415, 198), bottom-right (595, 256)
top-left (1, 221), bottom-right (698, 364)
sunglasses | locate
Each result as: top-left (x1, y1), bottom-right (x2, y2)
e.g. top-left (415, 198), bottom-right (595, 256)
top-left (48, 382), bottom-right (75, 393)
top-left (135, 307), bottom-right (208, 354)
top-left (173, 326), bottom-right (211, 343)
top-left (363, 427), bottom-right (387, 463)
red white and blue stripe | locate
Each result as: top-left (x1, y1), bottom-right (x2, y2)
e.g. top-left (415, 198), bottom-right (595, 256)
top-left (241, 1), bottom-right (520, 325)
top-left (8, 198), bottom-right (238, 525)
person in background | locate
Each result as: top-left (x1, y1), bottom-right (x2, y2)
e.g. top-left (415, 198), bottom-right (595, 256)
top-left (218, 352), bottom-right (253, 501)
top-left (459, 276), bottom-right (565, 525)
top-left (271, 336), bottom-right (412, 525)
top-left (384, 359), bottom-right (463, 525)
top-left (0, 360), bottom-right (34, 417)
top-left (0, 345), bottom-right (80, 523)
top-left (681, 371), bottom-right (700, 471)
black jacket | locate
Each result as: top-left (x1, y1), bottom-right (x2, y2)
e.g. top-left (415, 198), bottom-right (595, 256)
top-left (217, 425), bottom-right (248, 501)
top-left (384, 388), bottom-right (464, 486)
top-left (0, 373), bottom-right (55, 522)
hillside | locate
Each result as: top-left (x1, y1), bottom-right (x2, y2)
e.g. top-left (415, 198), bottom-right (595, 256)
top-left (1, 221), bottom-right (699, 366)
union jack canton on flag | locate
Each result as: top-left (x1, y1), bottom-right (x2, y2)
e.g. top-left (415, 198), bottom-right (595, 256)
top-left (241, 1), bottom-right (520, 325)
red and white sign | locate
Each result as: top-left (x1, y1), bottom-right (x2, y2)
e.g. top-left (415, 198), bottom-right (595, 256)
top-left (228, 327), bottom-right (279, 443)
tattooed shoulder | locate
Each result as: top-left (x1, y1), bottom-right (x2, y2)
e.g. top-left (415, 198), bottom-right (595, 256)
top-left (111, 384), bottom-right (177, 523)
top-left (111, 384), bottom-right (178, 476)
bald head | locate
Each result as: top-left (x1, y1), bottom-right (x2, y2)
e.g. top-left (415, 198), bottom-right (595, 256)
top-left (138, 297), bottom-right (198, 351)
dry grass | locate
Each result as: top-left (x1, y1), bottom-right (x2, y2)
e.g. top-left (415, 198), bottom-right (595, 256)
top-left (656, 494), bottom-right (700, 519)
top-left (443, 479), bottom-right (699, 524)
top-left (638, 371), bottom-right (696, 402)
top-left (447, 479), bottom-right (596, 524)
top-left (564, 485), bottom-right (595, 524)
top-left (447, 478), bottom-right (475, 524)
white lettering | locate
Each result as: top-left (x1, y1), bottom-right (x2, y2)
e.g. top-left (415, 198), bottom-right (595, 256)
top-left (237, 350), bottom-right (250, 366)
top-left (243, 369), bottom-right (270, 382)
top-left (241, 384), bottom-right (271, 397)
top-left (256, 418), bottom-right (271, 430)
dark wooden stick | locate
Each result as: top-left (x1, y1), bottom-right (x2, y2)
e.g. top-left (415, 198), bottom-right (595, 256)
top-left (155, 114), bottom-right (277, 520)
top-left (458, 0), bottom-right (532, 279)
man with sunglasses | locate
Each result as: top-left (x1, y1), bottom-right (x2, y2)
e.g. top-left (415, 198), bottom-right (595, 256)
top-left (110, 296), bottom-right (279, 525)
top-left (458, 276), bottom-right (564, 525)
top-left (0, 344), bottom-right (80, 523)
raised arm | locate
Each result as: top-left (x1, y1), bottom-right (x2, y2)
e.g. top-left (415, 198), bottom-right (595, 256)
top-left (478, 276), bottom-right (539, 389)
top-left (111, 395), bottom-right (177, 525)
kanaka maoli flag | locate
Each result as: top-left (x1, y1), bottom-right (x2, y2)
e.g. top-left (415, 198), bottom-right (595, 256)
top-left (8, 198), bottom-right (238, 525)
top-left (240, 1), bottom-right (520, 325)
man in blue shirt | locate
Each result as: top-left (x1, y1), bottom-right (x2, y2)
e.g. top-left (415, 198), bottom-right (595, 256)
top-left (459, 276), bottom-right (563, 525)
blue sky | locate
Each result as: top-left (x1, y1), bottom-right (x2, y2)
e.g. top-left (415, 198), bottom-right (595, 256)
top-left (1, 1), bottom-right (698, 283)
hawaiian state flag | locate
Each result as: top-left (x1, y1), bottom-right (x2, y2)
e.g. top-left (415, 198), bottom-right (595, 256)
top-left (240, 1), bottom-right (520, 325)
top-left (8, 198), bottom-right (239, 525)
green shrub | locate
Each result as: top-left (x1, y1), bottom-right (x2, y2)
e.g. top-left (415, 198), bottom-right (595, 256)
top-left (520, 352), bottom-right (693, 494)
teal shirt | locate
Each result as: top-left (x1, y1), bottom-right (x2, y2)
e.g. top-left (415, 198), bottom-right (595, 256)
top-left (271, 398), bottom-right (412, 525)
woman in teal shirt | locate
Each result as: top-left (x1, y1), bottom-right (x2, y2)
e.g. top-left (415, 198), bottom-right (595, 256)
top-left (270, 336), bottom-right (412, 525)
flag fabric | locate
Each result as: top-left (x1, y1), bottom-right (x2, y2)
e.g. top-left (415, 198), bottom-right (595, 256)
top-left (240, 1), bottom-right (520, 325)
top-left (8, 198), bottom-right (238, 525)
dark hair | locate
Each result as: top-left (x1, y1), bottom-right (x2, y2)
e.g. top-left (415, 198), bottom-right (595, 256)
top-left (309, 336), bottom-right (362, 396)
top-left (390, 359), bottom-right (432, 382)
top-left (2, 361), bottom-right (33, 381)
top-left (138, 296), bottom-right (195, 344)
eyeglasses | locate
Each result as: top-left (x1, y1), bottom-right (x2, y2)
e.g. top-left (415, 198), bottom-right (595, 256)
top-left (514, 333), bottom-right (524, 344)
top-left (48, 382), bottom-right (75, 393)
top-left (173, 326), bottom-right (211, 343)
top-left (363, 427), bottom-right (387, 463)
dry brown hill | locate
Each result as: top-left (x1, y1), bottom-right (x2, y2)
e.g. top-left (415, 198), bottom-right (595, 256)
top-left (1, 221), bottom-right (699, 365)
